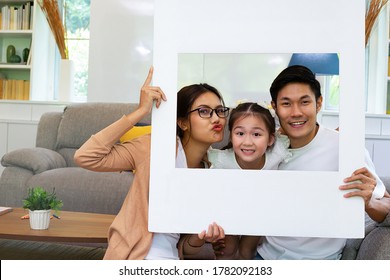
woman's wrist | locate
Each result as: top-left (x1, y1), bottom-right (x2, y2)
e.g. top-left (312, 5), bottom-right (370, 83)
top-left (135, 106), bottom-right (150, 116)
top-left (125, 107), bottom-right (149, 125)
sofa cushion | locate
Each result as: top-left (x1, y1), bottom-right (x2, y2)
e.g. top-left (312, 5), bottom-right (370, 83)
top-left (356, 227), bottom-right (390, 259)
top-left (1, 148), bottom-right (66, 174)
top-left (56, 103), bottom-right (151, 149)
top-left (341, 214), bottom-right (377, 259)
top-left (57, 148), bottom-right (78, 167)
top-left (26, 167), bottom-right (133, 214)
top-left (120, 125), bottom-right (152, 143)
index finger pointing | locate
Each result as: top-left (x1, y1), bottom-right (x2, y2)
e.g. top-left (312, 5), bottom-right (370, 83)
top-left (143, 66), bottom-right (154, 87)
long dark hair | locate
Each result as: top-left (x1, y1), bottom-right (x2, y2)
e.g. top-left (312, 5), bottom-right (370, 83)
top-left (223, 102), bottom-right (275, 149)
top-left (176, 83), bottom-right (225, 139)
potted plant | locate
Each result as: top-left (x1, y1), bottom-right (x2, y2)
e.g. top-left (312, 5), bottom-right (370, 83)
top-left (22, 186), bottom-right (63, 230)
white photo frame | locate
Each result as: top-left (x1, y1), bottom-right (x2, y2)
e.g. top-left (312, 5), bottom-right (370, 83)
top-left (150, 0), bottom-right (366, 238)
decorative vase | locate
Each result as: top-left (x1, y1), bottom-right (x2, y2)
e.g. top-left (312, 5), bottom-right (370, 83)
top-left (29, 209), bottom-right (51, 230)
top-left (6, 45), bottom-right (15, 63)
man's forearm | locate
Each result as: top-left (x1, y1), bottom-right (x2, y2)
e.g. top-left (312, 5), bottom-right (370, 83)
top-left (366, 191), bottom-right (390, 222)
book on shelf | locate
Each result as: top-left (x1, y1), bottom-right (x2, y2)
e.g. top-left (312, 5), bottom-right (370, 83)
top-left (0, 79), bottom-right (30, 100)
top-left (0, 79), bottom-right (3, 99)
top-left (0, 2), bottom-right (33, 31)
top-left (0, 206), bottom-right (13, 216)
top-left (22, 1), bottom-right (31, 30)
top-left (388, 56), bottom-right (390, 77)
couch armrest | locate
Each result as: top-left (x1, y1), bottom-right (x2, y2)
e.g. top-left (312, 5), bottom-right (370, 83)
top-left (1, 148), bottom-right (67, 175)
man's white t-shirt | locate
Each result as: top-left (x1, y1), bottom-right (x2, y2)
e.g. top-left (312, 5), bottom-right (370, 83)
top-left (257, 125), bottom-right (385, 260)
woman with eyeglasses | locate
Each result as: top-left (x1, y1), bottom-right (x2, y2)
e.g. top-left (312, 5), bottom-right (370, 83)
top-left (74, 67), bottom-right (228, 260)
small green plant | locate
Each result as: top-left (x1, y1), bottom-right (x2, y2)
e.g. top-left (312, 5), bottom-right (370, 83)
top-left (22, 187), bottom-right (63, 213)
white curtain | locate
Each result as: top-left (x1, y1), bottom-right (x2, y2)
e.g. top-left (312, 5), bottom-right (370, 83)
top-left (366, 1), bottom-right (389, 113)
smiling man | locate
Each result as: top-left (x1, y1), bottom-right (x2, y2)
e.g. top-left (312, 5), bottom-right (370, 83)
top-left (256, 65), bottom-right (390, 260)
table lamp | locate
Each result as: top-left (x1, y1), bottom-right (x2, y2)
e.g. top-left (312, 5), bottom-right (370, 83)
top-left (288, 53), bottom-right (339, 75)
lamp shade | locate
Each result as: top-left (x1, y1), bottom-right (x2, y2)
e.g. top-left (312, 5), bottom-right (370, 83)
top-left (288, 53), bottom-right (339, 75)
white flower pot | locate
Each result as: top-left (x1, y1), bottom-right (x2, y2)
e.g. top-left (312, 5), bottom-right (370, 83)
top-left (29, 209), bottom-right (51, 230)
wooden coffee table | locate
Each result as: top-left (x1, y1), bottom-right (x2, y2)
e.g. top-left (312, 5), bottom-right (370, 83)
top-left (0, 208), bottom-right (115, 243)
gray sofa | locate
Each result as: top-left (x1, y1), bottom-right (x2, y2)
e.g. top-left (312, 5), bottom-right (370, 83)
top-left (341, 177), bottom-right (390, 260)
top-left (0, 102), bottom-right (150, 215)
top-left (0, 102), bottom-right (389, 259)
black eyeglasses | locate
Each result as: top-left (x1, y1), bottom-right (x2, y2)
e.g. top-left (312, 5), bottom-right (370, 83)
top-left (188, 106), bottom-right (230, 119)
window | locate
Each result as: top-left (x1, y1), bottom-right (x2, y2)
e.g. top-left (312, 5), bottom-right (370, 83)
top-left (323, 76), bottom-right (340, 111)
top-left (63, 0), bottom-right (90, 101)
top-left (364, 0), bottom-right (388, 114)
top-left (323, 2), bottom-right (389, 114)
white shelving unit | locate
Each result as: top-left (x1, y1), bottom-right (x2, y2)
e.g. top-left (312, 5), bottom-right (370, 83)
top-left (0, 0), bottom-right (56, 101)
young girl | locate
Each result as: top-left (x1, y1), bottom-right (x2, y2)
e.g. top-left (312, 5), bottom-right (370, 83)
top-left (208, 102), bottom-right (290, 259)
top-left (74, 67), bottom-right (226, 259)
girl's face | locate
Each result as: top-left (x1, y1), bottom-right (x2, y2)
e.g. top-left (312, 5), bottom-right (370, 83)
top-left (231, 115), bottom-right (275, 169)
top-left (182, 92), bottom-right (227, 146)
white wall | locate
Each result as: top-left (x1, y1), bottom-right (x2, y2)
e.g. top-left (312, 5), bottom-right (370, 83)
top-left (319, 112), bottom-right (390, 177)
top-left (87, 1), bottom-right (292, 105)
top-left (178, 53), bottom-right (292, 107)
top-left (87, 0), bottom-right (154, 103)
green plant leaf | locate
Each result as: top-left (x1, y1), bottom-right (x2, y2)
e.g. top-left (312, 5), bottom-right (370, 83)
top-left (22, 186), bottom-right (63, 212)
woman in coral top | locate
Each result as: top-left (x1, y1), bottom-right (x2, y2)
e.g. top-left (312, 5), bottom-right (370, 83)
top-left (74, 67), bottom-right (227, 260)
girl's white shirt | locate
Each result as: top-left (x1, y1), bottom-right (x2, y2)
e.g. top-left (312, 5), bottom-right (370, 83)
top-left (208, 133), bottom-right (291, 170)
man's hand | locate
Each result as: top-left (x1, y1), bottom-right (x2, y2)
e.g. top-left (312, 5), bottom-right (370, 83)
top-left (340, 167), bottom-right (376, 207)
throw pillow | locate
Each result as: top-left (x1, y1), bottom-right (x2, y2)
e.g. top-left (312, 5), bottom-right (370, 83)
top-left (120, 125), bottom-right (152, 143)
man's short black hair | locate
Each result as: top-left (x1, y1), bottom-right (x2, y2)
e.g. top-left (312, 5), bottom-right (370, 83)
top-left (270, 65), bottom-right (322, 104)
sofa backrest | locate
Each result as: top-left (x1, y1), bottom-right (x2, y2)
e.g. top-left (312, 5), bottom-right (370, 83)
top-left (36, 112), bottom-right (63, 151)
top-left (55, 103), bottom-right (151, 150)
top-left (36, 103), bottom-right (151, 167)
